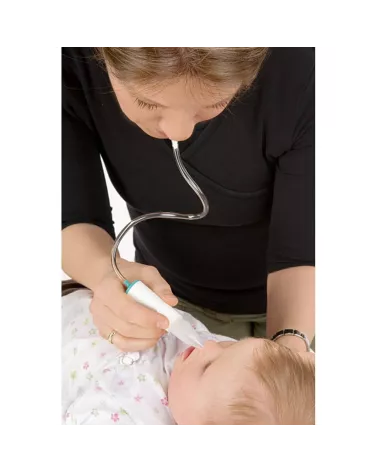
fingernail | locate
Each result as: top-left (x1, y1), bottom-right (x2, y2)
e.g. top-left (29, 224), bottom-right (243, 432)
top-left (163, 293), bottom-right (178, 302)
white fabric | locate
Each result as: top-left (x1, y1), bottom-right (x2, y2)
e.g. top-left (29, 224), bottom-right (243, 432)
top-left (62, 289), bottom-right (231, 425)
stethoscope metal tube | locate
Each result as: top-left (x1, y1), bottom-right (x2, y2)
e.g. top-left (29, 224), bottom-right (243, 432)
top-left (111, 140), bottom-right (209, 282)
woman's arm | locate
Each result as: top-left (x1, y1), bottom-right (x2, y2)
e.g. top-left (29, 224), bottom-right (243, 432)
top-left (62, 50), bottom-right (119, 287)
top-left (266, 52), bottom-right (315, 352)
top-left (266, 266), bottom-right (314, 351)
top-left (62, 223), bottom-right (118, 290)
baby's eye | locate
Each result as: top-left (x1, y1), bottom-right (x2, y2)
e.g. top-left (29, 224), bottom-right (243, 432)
top-left (202, 361), bottom-right (212, 374)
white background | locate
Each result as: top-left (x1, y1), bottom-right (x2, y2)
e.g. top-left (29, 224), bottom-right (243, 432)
top-left (1, 2), bottom-right (378, 469)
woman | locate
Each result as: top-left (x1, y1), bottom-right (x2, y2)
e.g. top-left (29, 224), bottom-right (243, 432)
top-left (62, 47), bottom-right (315, 354)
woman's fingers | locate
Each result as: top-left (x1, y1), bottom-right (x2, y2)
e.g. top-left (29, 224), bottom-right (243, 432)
top-left (98, 323), bottom-right (160, 352)
top-left (89, 259), bottom-right (179, 352)
top-left (90, 297), bottom-right (166, 340)
top-left (97, 275), bottom-right (169, 330)
top-left (121, 262), bottom-right (178, 306)
top-left (139, 265), bottom-right (179, 305)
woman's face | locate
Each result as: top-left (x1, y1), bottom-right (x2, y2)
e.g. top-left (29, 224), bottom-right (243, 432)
top-left (108, 73), bottom-right (240, 141)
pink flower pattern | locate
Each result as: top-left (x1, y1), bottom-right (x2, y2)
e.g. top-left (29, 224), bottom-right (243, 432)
top-left (161, 397), bottom-right (169, 406)
top-left (64, 305), bottom-right (193, 424)
top-left (111, 413), bottom-right (120, 423)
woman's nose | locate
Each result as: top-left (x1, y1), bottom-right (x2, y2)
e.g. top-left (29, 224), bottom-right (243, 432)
top-left (159, 114), bottom-right (195, 142)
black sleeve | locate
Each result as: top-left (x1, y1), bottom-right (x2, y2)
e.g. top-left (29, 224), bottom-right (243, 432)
top-left (62, 53), bottom-right (115, 239)
top-left (267, 64), bottom-right (315, 273)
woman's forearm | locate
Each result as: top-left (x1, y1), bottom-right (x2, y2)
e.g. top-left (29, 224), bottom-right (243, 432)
top-left (266, 266), bottom-right (315, 351)
top-left (62, 223), bottom-right (118, 290)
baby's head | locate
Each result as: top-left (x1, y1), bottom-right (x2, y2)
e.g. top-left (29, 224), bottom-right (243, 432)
top-left (168, 338), bottom-right (315, 425)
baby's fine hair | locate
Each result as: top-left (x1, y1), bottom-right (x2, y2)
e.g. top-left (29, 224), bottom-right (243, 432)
top-left (214, 340), bottom-right (315, 425)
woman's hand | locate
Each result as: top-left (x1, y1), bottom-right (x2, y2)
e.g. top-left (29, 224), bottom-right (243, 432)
top-left (90, 258), bottom-right (178, 352)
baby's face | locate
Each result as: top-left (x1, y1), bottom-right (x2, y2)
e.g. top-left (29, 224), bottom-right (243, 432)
top-left (168, 337), bottom-right (266, 424)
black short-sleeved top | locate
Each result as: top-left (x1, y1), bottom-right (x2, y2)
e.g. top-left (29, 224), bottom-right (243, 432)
top-left (62, 47), bottom-right (315, 314)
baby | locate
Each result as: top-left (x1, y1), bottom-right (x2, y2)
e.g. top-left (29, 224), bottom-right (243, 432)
top-left (62, 290), bottom-right (315, 425)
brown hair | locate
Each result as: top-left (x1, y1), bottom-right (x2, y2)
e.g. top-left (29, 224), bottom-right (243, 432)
top-left (96, 47), bottom-right (269, 90)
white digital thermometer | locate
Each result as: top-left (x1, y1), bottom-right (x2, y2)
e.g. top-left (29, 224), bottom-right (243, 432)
top-left (125, 280), bottom-right (203, 348)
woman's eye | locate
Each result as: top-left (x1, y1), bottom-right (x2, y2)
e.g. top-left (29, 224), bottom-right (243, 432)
top-left (135, 98), bottom-right (230, 112)
top-left (135, 98), bottom-right (158, 111)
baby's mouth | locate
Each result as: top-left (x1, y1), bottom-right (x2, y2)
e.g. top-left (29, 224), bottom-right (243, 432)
top-left (182, 346), bottom-right (196, 361)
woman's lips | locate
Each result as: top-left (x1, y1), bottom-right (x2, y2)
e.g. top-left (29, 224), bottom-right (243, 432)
top-left (182, 346), bottom-right (196, 361)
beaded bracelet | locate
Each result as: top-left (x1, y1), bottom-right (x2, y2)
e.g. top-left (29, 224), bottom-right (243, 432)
top-left (271, 329), bottom-right (312, 352)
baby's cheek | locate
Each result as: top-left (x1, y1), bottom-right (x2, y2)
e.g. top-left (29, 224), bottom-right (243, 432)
top-left (167, 371), bottom-right (182, 416)
top-left (167, 365), bottom-right (180, 398)
top-left (168, 368), bottom-right (198, 423)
